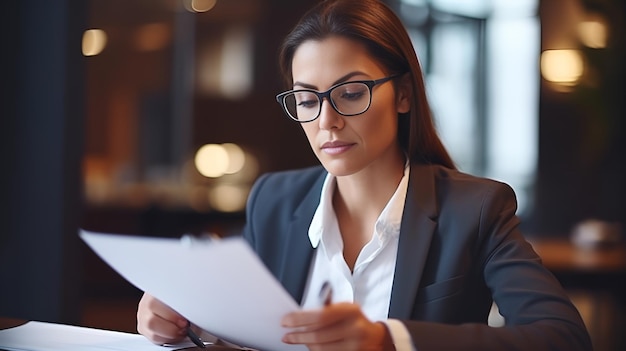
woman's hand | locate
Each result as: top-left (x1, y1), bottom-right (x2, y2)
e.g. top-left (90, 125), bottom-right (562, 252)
top-left (281, 302), bottom-right (395, 351)
top-left (136, 292), bottom-right (188, 345)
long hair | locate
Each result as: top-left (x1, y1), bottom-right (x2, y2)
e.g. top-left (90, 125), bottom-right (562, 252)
top-left (278, 0), bottom-right (455, 169)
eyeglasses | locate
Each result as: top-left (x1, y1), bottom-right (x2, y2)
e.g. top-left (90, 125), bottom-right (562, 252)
top-left (275, 74), bottom-right (399, 123)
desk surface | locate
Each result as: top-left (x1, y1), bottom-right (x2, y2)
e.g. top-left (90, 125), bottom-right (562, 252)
top-left (529, 238), bottom-right (626, 273)
top-left (0, 318), bottom-right (238, 350)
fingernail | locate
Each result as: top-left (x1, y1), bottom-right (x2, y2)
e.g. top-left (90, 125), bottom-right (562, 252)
top-left (177, 319), bottom-right (188, 328)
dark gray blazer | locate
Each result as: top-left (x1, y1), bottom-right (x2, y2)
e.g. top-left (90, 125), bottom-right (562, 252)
top-left (242, 164), bottom-right (592, 351)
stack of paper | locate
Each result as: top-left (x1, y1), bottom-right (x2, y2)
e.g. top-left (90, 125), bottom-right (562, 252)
top-left (0, 321), bottom-right (189, 351)
top-left (78, 230), bottom-right (306, 351)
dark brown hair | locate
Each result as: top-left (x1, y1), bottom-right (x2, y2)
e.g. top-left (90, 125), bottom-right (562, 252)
top-left (278, 0), bottom-right (455, 169)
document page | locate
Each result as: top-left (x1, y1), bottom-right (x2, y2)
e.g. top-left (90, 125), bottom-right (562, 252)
top-left (0, 321), bottom-right (187, 351)
top-left (79, 230), bottom-right (306, 351)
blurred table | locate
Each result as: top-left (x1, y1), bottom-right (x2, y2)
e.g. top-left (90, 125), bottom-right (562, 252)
top-left (528, 238), bottom-right (626, 273)
top-left (0, 318), bottom-right (235, 350)
top-left (528, 237), bottom-right (626, 351)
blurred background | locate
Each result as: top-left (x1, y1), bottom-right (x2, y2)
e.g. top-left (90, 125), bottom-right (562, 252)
top-left (1, 0), bottom-right (624, 350)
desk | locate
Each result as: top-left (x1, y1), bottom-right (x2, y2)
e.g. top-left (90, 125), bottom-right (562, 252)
top-left (0, 318), bottom-right (236, 350)
top-left (529, 238), bottom-right (626, 273)
top-left (528, 238), bottom-right (626, 351)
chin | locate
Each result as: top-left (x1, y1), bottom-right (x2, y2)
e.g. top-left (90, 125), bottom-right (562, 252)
top-left (319, 159), bottom-right (360, 177)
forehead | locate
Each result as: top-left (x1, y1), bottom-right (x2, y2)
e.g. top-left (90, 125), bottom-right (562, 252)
top-left (291, 36), bottom-right (386, 87)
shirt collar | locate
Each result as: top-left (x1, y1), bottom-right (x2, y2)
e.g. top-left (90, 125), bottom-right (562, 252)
top-left (308, 163), bottom-right (410, 248)
top-left (376, 163), bottom-right (410, 242)
top-left (308, 173), bottom-right (335, 248)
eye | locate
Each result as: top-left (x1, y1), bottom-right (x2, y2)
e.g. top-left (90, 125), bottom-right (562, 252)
top-left (294, 92), bottom-right (319, 109)
top-left (340, 90), bottom-right (365, 100)
top-left (297, 99), bottom-right (318, 108)
top-left (334, 83), bottom-right (368, 101)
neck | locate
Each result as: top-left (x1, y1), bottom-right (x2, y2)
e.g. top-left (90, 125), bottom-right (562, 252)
top-left (333, 151), bottom-right (406, 220)
top-left (331, 151), bottom-right (406, 270)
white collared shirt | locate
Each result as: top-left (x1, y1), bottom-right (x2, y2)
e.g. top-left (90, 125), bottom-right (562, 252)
top-left (300, 165), bottom-right (416, 351)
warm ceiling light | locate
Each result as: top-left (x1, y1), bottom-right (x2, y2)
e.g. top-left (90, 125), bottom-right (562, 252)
top-left (578, 19), bottom-right (608, 49)
top-left (82, 29), bottom-right (107, 56)
top-left (222, 143), bottom-right (245, 174)
top-left (208, 184), bottom-right (248, 212)
top-left (184, 0), bottom-right (217, 13)
top-left (195, 144), bottom-right (229, 178)
top-left (540, 49), bottom-right (584, 86)
top-left (194, 143), bottom-right (248, 178)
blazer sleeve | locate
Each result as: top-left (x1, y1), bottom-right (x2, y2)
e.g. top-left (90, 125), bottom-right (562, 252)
top-left (402, 182), bottom-right (592, 351)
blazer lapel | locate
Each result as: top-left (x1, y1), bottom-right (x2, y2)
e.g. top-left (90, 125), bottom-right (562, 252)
top-left (388, 164), bottom-right (438, 319)
top-left (278, 171), bottom-right (326, 303)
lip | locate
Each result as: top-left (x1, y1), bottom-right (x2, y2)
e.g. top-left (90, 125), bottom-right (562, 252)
top-left (320, 140), bottom-right (355, 155)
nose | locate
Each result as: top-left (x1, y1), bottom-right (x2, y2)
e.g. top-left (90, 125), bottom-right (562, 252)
top-left (317, 97), bottom-right (344, 130)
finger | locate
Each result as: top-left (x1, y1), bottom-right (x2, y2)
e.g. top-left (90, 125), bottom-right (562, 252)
top-left (144, 311), bottom-right (188, 342)
top-left (283, 309), bottom-right (387, 351)
top-left (281, 308), bottom-right (324, 328)
top-left (149, 330), bottom-right (186, 346)
top-left (137, 293), bottom-right (187, 344)
top-left (306, 339), bottom-right (359, 351)
top-left (282, 302), bottom-right (360, 329)
top-left (284, 324), bottom-right (384, 351)
top-left (282, 316), bottom-right (350, 344)
top-left (143, 294), bottom-right (187, 326)
top-left (137, 312), bottom-right (186, 344)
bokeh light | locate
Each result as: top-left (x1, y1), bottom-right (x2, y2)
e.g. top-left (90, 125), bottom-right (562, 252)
top-left (82, 29), bottom-right (107, 56)
top-left (133, 23), bottom-right (171, 52)
top-left (540, 49), bottom-right (584, 86)
top-left (184, 0), bottom-right (217, 13)
top-left (195, 144), bottom-right (229, 178)
top-left (222, 143), bottom-right (245, 174)
top-left (208, 184), bottom-right (248, 212)
top-left (578, 19), bottom-right (608, 49)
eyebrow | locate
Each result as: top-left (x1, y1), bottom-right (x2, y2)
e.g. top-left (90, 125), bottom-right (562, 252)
top-left (293, 71), bottom-right (368, 90)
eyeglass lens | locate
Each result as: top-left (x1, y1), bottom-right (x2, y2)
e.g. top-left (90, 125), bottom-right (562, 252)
top-left (283, 82), bottom-right (371, 121)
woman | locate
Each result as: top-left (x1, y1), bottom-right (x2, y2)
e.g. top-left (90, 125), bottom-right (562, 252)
top-left (138, 0), bottom-right (592, 350)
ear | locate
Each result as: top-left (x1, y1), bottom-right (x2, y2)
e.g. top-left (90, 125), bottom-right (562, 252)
top-left (395, 73), bottom-right (412, 114)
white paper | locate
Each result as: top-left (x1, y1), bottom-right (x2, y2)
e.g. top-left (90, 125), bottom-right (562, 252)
top-left (79, 229), bottom-right (306, 351)
top-left (0, 321), bottom-right (188, 351)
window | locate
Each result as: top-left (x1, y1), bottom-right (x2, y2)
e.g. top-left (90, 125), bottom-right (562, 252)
top-left (393, 0), bottom-right (539, 215)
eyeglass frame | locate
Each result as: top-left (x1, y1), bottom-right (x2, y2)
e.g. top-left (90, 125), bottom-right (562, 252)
top-left (275, 74), bottom-right (401, 123)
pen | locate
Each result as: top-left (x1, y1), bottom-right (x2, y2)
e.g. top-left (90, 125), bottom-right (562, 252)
top-left (319, 281), bottom-right (333, 306)
top-left (186, 321), bottom-right (206, 349)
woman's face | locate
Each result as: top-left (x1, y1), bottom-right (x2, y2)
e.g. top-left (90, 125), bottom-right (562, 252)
top-left (291, 36), bottom-right (410, 177)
